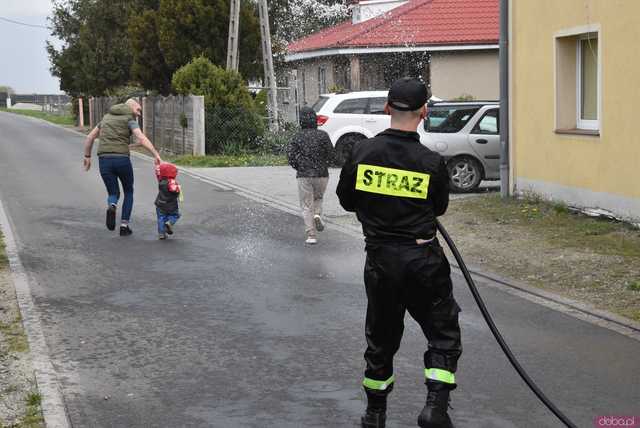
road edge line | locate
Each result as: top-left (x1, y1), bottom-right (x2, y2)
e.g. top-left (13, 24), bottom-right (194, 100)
top-left (0, 199), bottom-right (72, 428)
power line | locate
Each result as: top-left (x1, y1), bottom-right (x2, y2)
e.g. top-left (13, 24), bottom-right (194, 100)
top-left (0, 16), bottom-right (51, 30)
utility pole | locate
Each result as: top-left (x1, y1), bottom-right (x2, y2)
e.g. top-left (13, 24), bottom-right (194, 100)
top-left (226, 0), bottom-right (241, 71)
top-left (257, 0), bottom-right (279, 131)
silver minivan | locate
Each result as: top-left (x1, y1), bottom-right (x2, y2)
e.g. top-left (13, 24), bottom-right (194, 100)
top-left (422, 101), bottom-right (500, 192)
top-left (313, 95), bottom-right (500, 192)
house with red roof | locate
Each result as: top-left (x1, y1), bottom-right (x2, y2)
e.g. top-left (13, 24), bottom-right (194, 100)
top-left (285, 0), bottom-right (499, 106)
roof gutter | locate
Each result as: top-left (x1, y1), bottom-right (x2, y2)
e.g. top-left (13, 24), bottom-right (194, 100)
top-left (284, 43), bottom-right (500, 62)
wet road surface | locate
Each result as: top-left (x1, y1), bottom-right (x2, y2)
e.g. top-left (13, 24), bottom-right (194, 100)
top-left (0, 112), bottom-right (639, 427)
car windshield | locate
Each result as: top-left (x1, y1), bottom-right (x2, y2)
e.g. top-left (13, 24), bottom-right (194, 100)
top-left (312, 96), bottom-right (329, 113)
top-left (426, 106), bottom-right (481, 133)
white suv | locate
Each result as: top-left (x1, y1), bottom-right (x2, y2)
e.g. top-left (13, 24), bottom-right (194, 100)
top-left (312, 91), bottom-right (401, 164)
top-left (312, 92), bottom-right (499, 192)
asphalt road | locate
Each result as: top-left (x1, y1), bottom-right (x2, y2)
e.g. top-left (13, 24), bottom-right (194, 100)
top-left (0, 112), bottom-right (639, 428)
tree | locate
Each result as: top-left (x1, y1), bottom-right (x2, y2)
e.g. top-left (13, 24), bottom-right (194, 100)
top-left (128, 0), bottom-right (262, 92)
top-left (270, 0), bottom-right (350, 51)
top-left (0, 86), bottom-right (15, 95)
top-left (128, 9), bottom-right (173, 94)
top-left (47, 0), bottom-right (135, 95)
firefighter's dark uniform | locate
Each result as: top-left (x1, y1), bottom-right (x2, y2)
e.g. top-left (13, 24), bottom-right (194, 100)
top-left (336, 78), bottom-right (462, 428)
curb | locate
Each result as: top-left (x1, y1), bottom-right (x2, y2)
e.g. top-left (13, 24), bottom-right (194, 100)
top-left (0, 199), bottom-right (72, 428)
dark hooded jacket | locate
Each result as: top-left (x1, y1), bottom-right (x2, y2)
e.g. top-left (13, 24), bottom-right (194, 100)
top-left (287, 107), bottom-right (334, 178)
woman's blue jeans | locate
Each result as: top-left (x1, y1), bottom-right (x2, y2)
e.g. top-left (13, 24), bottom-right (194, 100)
top-left (99, 156), bottom-right (134, 222)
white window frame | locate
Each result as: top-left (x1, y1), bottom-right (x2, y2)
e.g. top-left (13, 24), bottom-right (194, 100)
top-left (576, 32), bottom-right (601, 131)
top-left (318, 67), bottom-right (327, 95)
top-left (554, 24), bottom-right (602, 134)
top-left (300, 70), bottom-right (306, 105)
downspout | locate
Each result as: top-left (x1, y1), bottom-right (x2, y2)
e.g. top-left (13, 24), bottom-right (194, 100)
top-left (499, 0), bottom-right (510, 198)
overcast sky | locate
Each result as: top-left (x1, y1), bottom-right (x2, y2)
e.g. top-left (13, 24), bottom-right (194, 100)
top-left (0, 0), bottom-right (62, 94)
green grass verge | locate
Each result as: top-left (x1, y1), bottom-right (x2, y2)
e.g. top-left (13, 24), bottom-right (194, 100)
top-left (463, 194), bottom-right (640, 258)
top-left (0, 108), bottom-right (75, 126)
top-left (0, 233), bottom-right (28, 354)
top-left (0, 314), bottom-right (29, 354)
top-left (167, 154), bottom-right (288, 168)
top-left (454, 194), bottom-right (640, 320)
top-left (0, 232), bottom-right (7, 269)
top-left (14, 392), bottom-right (44, 428)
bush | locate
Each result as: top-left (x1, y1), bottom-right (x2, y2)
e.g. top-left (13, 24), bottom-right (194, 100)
top-left (172, 56), bottom-right (265, 154)
top-left (205, 106), bottom-right (265, 154)
top-left (255, 122), bottom-right (299, 155)
top-left (254, 89), bottom-right (268, 117)
top-left (172, 56), bottom-right (255, 110)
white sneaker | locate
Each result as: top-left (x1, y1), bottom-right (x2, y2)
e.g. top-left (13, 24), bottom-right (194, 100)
top-left (313, 215), bottom-right (325, 232)
top-left (305, 236), bottom-right (318, 245)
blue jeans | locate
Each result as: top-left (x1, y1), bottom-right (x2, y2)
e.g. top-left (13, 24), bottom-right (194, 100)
top-left (157, 208), bottom-right (181, 234)
top-left (99, 156), bottom-right (134, 222)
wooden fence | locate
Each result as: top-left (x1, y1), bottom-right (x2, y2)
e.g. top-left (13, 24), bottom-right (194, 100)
top-left (89, 95), bottom-right (205, 156)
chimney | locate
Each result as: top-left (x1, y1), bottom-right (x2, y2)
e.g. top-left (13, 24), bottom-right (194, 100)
top-left (351, 0), bottom-right (408, 24)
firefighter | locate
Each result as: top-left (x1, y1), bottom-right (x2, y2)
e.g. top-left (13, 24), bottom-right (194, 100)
top-left (336, 77), bottom-right (462, 428)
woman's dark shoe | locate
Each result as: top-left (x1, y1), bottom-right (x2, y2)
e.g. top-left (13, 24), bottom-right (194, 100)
top-left (106, 204), bottom-right (116, 231)
top-left (119, 225), bottom-right (133, 236)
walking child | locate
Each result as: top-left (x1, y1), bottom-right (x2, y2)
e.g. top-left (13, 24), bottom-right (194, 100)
top-left (155, 163), bottom-right (182, 240)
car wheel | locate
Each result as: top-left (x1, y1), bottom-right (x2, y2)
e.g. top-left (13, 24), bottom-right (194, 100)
top-left (447, 156), bottom-right (483, 193)
top-left (333, 134), bottom-right (365, 167)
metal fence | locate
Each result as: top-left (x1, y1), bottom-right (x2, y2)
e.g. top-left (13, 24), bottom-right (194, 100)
top-left (1, 92), bottom-right (72, 116)
top-left (42, 100), bottom-right (72, 116)
top-left (203, 105), bottom-right (298, 155)
top-left (204, 106), bottom-right (265, 154)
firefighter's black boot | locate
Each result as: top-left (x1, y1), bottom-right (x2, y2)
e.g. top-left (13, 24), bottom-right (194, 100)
top-left (361, 388), bottom-right (388, 428)
top-left (417, 383), bottom-right (454, 428)
top-left (361, 408), bottom-right (385, 428)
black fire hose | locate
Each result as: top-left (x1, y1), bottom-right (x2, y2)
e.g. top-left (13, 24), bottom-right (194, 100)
top-left (436, 219), bottom-right (577, 428)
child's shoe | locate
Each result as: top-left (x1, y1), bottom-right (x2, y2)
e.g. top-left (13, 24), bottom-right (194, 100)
top-left (119, 225), bottom-right (133, 236)
top-left (305, 235), bottom-right (318, 245)
top-left (165, 222), bottom-right (173, 235)
top-left (159, 233), bottom-right (167, 240)
top-left (106, 204), bottom-right (116, 231)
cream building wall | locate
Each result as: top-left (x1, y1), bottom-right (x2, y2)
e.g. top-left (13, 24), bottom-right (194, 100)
top-left (430, 50), bottom-right (499, 100)
top-left (511, 0), bottom-right (640, 221)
